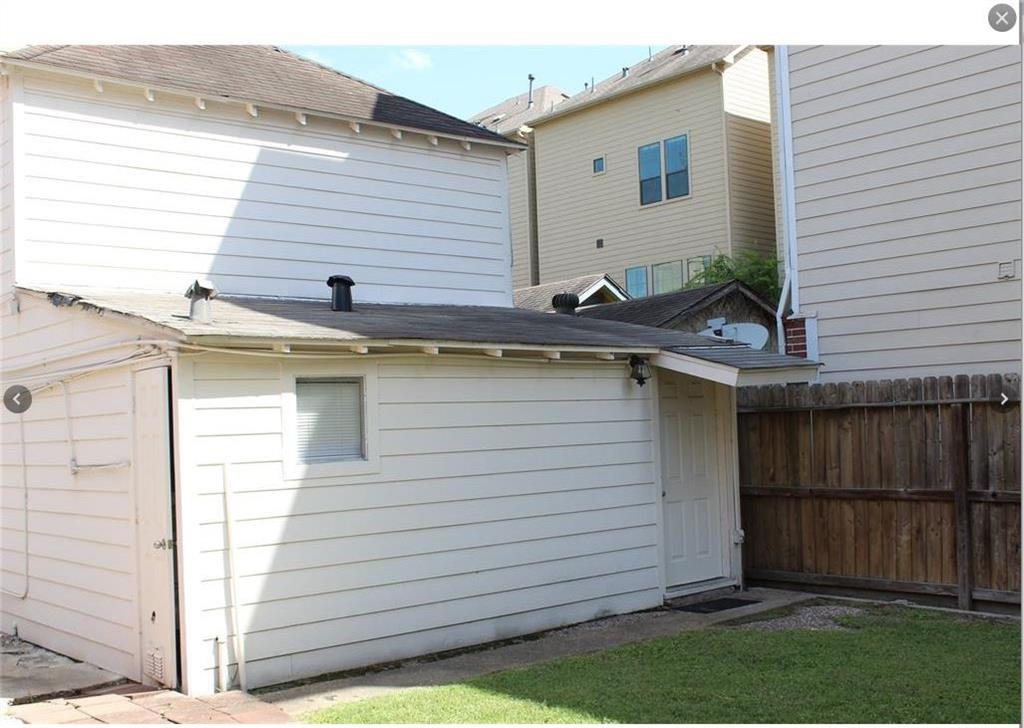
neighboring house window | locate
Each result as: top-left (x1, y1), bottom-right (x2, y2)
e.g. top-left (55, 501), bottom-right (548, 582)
top-left (593, 156), bottom-right (606, 174)
top-left (652, 261), bottom-right (684, 294)
top-left (296, 378), bottom-right (364, 462)
top-left (625, 266), bottom-right (649, 297)
top-left (664, 135), bottom-right (690, 199)
top-left (638, 134), bottom-right (691, 205)
top-left (687, 255), bottom-right (711, 282)
top-left (638, 142), bottom-right (662, 205)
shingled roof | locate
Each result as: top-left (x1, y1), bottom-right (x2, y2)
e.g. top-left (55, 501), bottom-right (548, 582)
top-left (470, 84), bottom-right (570, 137)
top-left (19, 286), bottom-right (817, 380)
top-left (1, 45), bottom-right (510, 144)
top-left (578, 280), bottom-right (775, 328)
top-left (514, 274), bottom-right (628, 312)
top-left (531, 45), bottom-right (742, 126)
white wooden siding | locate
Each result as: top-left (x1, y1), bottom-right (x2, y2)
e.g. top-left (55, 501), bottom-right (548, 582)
top-left (785, 45), bottom-right (1022, 380)
top-left (12, 68), bottom-right (513, 307)
top-left (0, 294), bottom-right (149, 680)
top-left (532, 69), bottom-right (730, 287)
top-left (178, 356), bottom-right (661, 692)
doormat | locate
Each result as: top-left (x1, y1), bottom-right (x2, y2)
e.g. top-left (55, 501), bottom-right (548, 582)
top-left (668, 597), bottom-right (760, 614)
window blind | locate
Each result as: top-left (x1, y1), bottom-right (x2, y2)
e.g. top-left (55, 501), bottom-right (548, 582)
top-left (295, 378), bottom-right (363, 462)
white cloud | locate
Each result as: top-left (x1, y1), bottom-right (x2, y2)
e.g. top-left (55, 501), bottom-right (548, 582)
top-left (392, 48), bottom-right (432, 71)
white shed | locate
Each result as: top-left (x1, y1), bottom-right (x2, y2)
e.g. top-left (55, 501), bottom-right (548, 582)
top-left (0, 45), bottom-right (817, 696)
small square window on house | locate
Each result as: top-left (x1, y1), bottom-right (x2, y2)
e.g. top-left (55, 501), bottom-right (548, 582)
top-left (296, 378), bottom-right (364, 462)
top-left (625, 265), bottom-right (649, 297)
top-left (652, 260), bottom-right (684, 294)
top-left (593, 156), bottom-right (605, 174)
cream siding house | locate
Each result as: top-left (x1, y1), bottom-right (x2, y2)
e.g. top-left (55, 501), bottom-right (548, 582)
top-left (770, 45), bottom-right (1023, 381)
top-left (0, 46), bottom-right (815, 696)
top-left (511, 46), bottom-right (776, 298)
top-left (470, 84), bottom-right (570, 288)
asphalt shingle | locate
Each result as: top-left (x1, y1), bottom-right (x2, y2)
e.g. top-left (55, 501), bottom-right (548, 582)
top-left (1, 45), bottom-right (510, 143)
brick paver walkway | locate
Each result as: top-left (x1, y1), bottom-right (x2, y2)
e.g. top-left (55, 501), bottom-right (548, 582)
top-left (7, 690), bottom-right (293, 724)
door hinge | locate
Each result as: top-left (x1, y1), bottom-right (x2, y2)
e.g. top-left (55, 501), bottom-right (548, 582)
top-left (152, 538), bottom-right (176, 550)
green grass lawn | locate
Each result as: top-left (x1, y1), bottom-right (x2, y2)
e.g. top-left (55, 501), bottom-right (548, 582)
top-left (308, 603), bottom-right (1021, 724)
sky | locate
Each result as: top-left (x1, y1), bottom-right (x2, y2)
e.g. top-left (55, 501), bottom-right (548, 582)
top-left (286, 46), bottom-right (655, 120)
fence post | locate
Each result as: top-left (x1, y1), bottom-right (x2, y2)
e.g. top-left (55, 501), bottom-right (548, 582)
top-left (950, 402), bottom-right (974, 611)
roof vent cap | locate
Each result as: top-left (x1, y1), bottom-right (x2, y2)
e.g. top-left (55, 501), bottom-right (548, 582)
top-left (184, 279), bottom-right (218, 323)
top-left (552, 292), bottom-right (580, 315)
top-left (327, 274), bottom-right (356, 312)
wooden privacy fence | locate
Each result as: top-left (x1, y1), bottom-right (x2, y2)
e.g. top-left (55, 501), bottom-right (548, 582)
top-left (736, 373), bottom-right (1021, 610)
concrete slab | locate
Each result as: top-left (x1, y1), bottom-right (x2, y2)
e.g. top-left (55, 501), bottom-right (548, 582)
top-left (261, 586), bottom-right (811, 719)
top-left (0, 634), bottom-right (125, 705)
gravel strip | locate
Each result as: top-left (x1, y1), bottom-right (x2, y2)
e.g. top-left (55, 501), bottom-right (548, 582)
top-left (737, 604), bottom-right (865, 631)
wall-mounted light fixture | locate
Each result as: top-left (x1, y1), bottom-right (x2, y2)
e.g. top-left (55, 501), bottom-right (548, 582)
top-left (628, 355), bottom-right (651, 387)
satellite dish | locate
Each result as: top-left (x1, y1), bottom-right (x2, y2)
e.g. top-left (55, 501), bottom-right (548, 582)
top-left (698, 320), bottom-right (770, 350)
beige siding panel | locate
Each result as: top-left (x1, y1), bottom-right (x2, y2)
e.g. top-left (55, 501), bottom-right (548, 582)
top-left (785, 45), bottom-right (1022, 381)
top-left (0, 295), bottom-right (145, 680)
top-left (507, 150), bottom-right (531, 288)
top-left (184, 356), bottom-right (662, 693)
top-left (723, 47), bottom-right (771, 123)
top-left (532, 69), bottom-right (729, 286)
top-left (725, 115), bottom-right (775, 258)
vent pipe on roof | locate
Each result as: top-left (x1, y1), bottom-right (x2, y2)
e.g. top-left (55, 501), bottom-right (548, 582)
top-left (527, 74), bottom-right (535, 108)
top-left (621, 67), bottom-right (629, 78)
top-left (184, 279), bottom-right (218, 323)
top-left (327, 275), bottom-right (355, 312)
top-left (552, 293), bottom-right (580, 315)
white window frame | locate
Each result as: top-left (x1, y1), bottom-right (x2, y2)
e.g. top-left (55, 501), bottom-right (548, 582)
top-left (592, 155), bottom-right (607, 175)
top-left (637, 131), bottom-right (692, 209)
top-left (282, 360), bottom-right (380, 480)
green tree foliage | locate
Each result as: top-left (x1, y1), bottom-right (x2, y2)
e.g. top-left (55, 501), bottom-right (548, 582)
top-left (687, 251), bottom-right (780, 304)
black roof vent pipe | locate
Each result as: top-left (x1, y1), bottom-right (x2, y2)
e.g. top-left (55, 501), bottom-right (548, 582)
top-left (327, 275), bottom-right (355, 312)
top-left (552, 292), bottom-right (580, 315)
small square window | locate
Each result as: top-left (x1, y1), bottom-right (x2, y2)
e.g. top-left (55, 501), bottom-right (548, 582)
top-left (625, 266), bottom-right (649, 298)
top-left (295, 378), bottom-right (364, 462)
top-left (652, 261), bottom-right (684, 294)
top-left (593, 157), bottom-right (606, 174)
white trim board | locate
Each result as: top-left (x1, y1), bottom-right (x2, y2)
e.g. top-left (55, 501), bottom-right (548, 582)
top-left (650, 350), bottom-right (818, 387)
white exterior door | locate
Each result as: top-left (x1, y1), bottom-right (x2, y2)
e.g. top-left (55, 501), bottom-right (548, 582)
top-left (133, 366), bottom-right (178, 688)
top-left (660, 375), bottom-right (725, 587)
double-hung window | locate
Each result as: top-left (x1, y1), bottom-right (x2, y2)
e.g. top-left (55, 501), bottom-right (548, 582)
top-left (638, 133), bottom-right (690, 206)
top-left (638, 142), bottom-right (663, 205)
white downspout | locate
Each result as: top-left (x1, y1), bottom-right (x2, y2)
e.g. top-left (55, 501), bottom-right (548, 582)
top-left (774, 45), bottom-right (800, 353)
